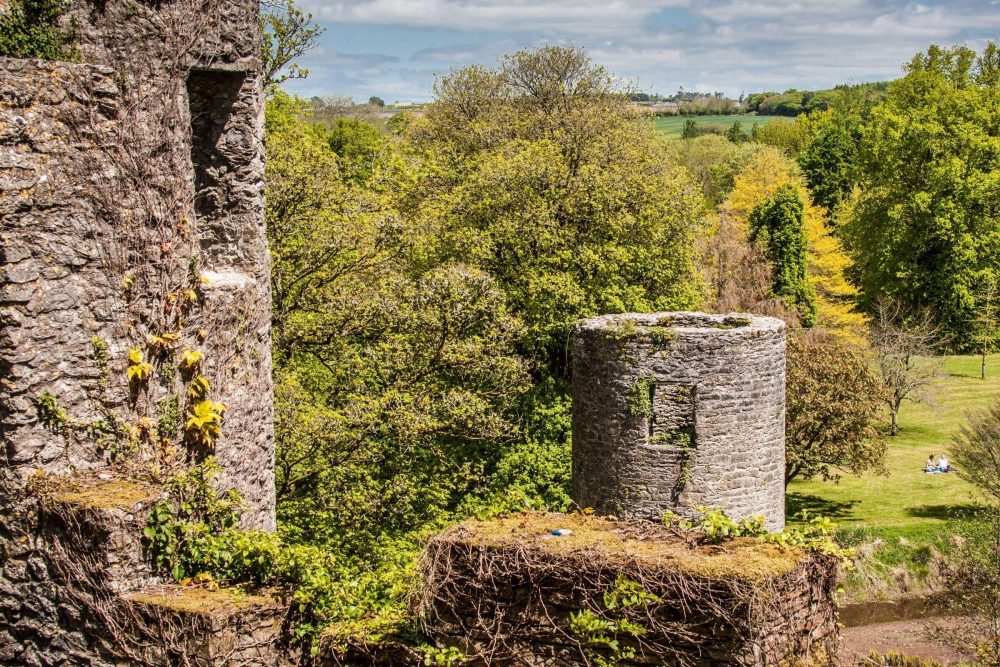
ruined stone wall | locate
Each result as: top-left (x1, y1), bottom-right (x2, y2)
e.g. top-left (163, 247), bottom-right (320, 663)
top-left (572, 312), bottom-right (786, 531)
top-left (0, 0), bottom-right (273, 528)
top-left (417, 515), bottom-right (838, 666)
top-left (0, 1), bottom-right (275, 664)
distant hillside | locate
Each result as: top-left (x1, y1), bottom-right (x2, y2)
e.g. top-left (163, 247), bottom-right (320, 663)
top-left (744, 81), bottom-right (891, 117)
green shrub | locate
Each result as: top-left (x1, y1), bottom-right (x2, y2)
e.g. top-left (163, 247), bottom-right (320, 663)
top-left (862, 652), bottom-right (943, 667)
top-left (0, 0), bottom-right (76, 60)
top-left (143, 460), bottom-right (410, 645)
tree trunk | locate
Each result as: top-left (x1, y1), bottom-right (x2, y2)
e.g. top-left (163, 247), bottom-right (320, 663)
top-left (984, 347), bottom-right (988, 380)
top-left (890, 406), bottom-right (899, 436)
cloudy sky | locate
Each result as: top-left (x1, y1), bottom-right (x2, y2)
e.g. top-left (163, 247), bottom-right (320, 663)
top-left (286, 0), bottom-right (1000, 103)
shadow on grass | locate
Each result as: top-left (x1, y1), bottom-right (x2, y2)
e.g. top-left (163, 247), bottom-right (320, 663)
top-left (905, 503), bottom-right (982, 521)
top-left (786, 493), bottom-right (860, 521)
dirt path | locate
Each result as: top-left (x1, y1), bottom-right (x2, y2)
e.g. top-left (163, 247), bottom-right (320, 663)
top-left (839, 616), bottom-right (972, 664)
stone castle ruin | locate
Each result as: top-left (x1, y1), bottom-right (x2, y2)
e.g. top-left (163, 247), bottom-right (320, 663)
top-left (1, 0), bottom-right (277, 663)
top-left (415, 313), bottom-right (838, 666)
top-left (571, 312), bottom-right (787, 531)
top-left (0, 1), bottom-right (835, 663)
top-left (0, 0), bottom-right (274, 526)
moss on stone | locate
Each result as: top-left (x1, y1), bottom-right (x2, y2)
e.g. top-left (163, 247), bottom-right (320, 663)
top-left (455, 513), bottom-right (806, 582)
top-left (126, 586), bottom-right (276, 616)
top-left (52, 479), bottom-right (160, 511)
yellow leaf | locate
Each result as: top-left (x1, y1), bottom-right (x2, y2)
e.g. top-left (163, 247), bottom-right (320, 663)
top-left (180, 349), bottom-right (204, 369)
top-left (148, 332), bottom-right (180, 350)
top-left (187, 375), bottom-right (211, 400)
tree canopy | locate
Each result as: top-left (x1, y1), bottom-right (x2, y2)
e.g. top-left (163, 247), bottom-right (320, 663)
top-left (840, 42), bottom-right (1000, 347)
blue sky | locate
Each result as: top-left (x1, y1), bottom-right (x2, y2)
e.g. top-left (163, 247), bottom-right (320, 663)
top-left (287, 0), bottom-right (1000, 103)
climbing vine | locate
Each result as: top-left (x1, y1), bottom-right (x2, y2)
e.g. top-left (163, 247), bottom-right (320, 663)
top-left (142, 459), bottom-right (369, 648)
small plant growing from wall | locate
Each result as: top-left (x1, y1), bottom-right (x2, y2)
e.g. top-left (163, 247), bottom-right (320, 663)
top-left (0, 0), bottom-right (76, 60)
top-left (570, 576), bottom-right (661, 666)
top-left (126, 348), bottom-right (153, 385)
top-left (36, 391), bottom-right (69, 433)
top-left (627, 377), bottom-right (654, 418)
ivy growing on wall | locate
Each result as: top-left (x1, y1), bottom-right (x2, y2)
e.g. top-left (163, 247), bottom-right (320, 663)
top-left (749, 184), bottom-right (818, 326)
top-left (0, 0), bottom-right (77, 60)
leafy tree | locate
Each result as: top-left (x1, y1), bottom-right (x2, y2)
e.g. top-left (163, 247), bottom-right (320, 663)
top-left (368, 96), bottom-right (386, 107)
top-left (840, 43), bottom-right (1000, 346)
top-left (797, 107), bottom-right (861, 211)
top-left (405, 46), bottom-right (704, 374)
top-left (666, 135), bottom-right (769, 206)
top-left (0, 0), bottom-right (75, 60)
top-left (725, 120), bottom-right (747, 143)
top-left (970, 276), bottom-right (1000, 379)
top-left (326, 117), bottom-right (392, 184)
top-left (748, 184), bottom-right (817, 326)
top-left (750, 120), bottom-right (807, 156)
top-left (943, 508), bottom-right (1000, 666)
top-left (260, 0), bottom-right (324, 90)
top-left (680, 119), bottom-right (700, 139)
top-left (694, 145), bottom-right (861, 335)
top-left (266, 94), bottom-right (529, 559)
top-left (785, 331), bottom-right (887, 485)
top-left (952, 402), bottom-right (1000, 505)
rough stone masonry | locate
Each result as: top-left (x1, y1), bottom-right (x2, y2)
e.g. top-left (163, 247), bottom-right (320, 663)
top-left (0, 0), bottom-right (274, 525)
top-left (0, 1), bottom-right (277, 664)
top-left (571, 312), bottom-right (787, 531)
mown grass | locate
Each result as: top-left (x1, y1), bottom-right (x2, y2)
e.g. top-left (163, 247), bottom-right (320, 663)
top-left (789, 355), bottom-right (996, 600)
top-left (651, 114), bottom-right (791, 140)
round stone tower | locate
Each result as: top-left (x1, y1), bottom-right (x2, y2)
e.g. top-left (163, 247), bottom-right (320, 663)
top-left (571, 312), bottom-right (786, 531)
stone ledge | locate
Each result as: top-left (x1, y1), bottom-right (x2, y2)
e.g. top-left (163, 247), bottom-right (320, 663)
top-left (39, 476), bottom-right (162, 593)
top-left (125, 585), bottom-right (288, 666)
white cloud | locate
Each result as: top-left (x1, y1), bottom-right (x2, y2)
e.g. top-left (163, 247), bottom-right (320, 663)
top-left (286, 0), bottom-right (1000, 101)
top-left (301, 0), bottom-right (690, 35)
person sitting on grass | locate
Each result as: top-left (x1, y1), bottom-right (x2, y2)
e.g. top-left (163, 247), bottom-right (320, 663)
top-left (925, 454), bottom-right (938, 472)
top-left (937, 455), bottom-right (951, 473)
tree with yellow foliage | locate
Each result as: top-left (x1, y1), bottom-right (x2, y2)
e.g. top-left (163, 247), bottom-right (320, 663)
top-left (712, 147), bottom-right (865, 337)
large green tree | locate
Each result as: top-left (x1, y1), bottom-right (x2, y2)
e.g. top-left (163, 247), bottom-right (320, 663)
top-left (840, 43), bottom-right (1000, 345)
top-left (785, 331), bottom-right (887, 485)
top-left (266, 94), bottom-right (528, 559)
top-left (404, 46), bottom-right (705, 375)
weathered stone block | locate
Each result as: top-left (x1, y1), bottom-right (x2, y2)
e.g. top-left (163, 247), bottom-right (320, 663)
top-left (417, 513), bottom-right (838, 666)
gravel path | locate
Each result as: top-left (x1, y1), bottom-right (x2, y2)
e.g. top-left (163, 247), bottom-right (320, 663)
top-left (839, 617), bottom-right (973, 664)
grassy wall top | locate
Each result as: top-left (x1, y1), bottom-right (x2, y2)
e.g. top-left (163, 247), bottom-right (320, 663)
top-left (49, 478), bottom-right (160, 511)
top-left (439, 512), bottom-right (808, 582)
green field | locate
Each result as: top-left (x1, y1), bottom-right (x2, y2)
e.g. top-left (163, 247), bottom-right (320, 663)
top-left (789, 355), bottom-right (996, 601)
top-left (652, 113), bottom-right (791, 140)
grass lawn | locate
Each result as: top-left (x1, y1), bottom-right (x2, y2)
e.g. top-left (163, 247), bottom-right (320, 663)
top-left (788, 354), bottom-right (993, 528)
top-left (788, 355), bottom-right (998, 601)
top-left (652, 113), bottom-right (790, 140)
